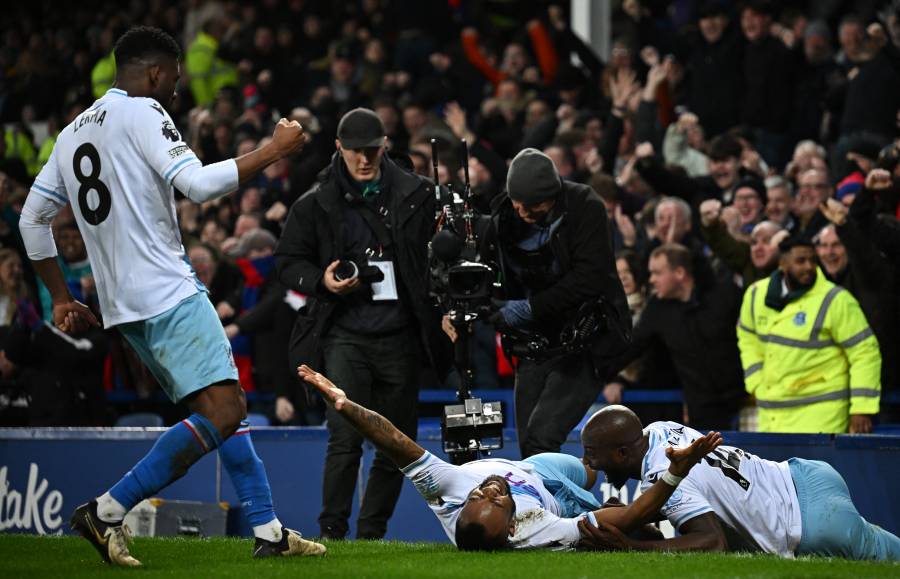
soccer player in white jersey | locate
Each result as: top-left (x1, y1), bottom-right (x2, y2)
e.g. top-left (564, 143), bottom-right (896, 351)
top-left (18, 26), bottom-right (325, 566)
top-left (298, 365), bottom-right (722, 551)
top-left (579, 405), bottom-right (900, 560)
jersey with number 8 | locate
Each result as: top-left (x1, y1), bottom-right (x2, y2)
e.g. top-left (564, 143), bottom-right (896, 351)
top-left (640, 421), bottom-right (803, 557)
top-left (29, 88), bottom-right (204, 327)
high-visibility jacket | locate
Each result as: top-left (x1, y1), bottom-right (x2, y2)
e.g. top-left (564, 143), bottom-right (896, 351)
top-left (4, 127), bottom-right (37, 177)
top-left (185, 32), bottom-right (238, 108)
top-left (91, 52), bottom-right (116, 99)
top-left (737, 269), bottom-right (881, 433)
top-left (35, 132), bottom-right (57, 174)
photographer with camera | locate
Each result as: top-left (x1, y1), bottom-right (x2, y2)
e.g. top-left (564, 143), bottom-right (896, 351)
top-left (444, 148), bottom-right (630, 459)
top-left (275, 108), bottom-right (450, 540)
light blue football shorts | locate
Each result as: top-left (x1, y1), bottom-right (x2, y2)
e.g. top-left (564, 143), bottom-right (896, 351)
top-left (117, 291), bottom-right (239, 403)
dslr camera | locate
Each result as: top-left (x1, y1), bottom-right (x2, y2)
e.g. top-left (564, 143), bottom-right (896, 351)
top-left (333, 259), bottom-right (384, 284)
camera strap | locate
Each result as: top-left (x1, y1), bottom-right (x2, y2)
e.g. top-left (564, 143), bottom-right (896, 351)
top-left (352, 198), bottom-right (394, 253)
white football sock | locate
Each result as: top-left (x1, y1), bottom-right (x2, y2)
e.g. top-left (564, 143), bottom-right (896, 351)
top-left (253, 518), bottom-right (283, 542)
top-left (96, 492), bottom-right (127, 523)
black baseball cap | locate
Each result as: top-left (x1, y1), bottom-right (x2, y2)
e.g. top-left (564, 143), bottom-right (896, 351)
top-left (337, 108), bottom-right (385, 149)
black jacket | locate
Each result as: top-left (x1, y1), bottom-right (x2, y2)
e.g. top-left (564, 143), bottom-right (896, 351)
top-left (491, 181), bottom-right (631, 376)
top-left (685, 28), bottom-right (744, 138)
top-left (609, 279), bottom-right (747, 427)
top-left (830, 218), bottom-right (899, 392)
top-left (274, 153), bottom-right (452, 376)
top-left (742, 35), bottom-right (797, 132)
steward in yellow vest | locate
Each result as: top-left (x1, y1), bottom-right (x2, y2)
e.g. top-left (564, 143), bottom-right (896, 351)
top-left (737, 237), bottom-right (880, 433)
top-left (185, 24), bottom-right (238, 108)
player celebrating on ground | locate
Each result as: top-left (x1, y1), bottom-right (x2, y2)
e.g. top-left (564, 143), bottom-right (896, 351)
top-left (578, 405), bottom-right (900, 560)
top-left (19, 26), bottom-right (324, 566)
top-left (298, 365), bottom-right (722, 551)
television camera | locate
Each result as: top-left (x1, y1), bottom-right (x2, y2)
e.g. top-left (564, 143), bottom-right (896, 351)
top-left (428, 138), bottom-right (504, 465)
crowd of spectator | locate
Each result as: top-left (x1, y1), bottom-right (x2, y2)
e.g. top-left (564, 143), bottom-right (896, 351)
top-left (1, 0), bottom-right (898, 432)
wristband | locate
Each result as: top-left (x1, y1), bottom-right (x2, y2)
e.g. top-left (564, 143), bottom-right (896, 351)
top-left (661, 471), bottom-right (683, 487)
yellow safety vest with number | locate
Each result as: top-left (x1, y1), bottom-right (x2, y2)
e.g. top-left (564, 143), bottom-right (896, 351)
top-left (737, 269), bottom-right (881, 433)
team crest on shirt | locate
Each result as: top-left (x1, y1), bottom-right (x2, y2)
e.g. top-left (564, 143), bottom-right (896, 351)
top-left (161, 120), bottom-right (180, 142)
top-left (663, 489), bottom-right (683, 509)
top-left (793, 312), bottom-right (806, 326)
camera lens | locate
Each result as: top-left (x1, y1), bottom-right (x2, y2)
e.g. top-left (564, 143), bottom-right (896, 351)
top-left (334, 260), bottom-right (359, 282)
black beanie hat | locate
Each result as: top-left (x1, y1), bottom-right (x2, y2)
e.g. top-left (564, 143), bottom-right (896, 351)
top-left (506, 148), bottom-right (563, 205)
top-left (734, 176), bottom-right (766, 203)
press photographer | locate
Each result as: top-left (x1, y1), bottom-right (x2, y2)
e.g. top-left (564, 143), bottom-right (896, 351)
top-left (444, 148), bottom-right (631, 459)
top-left (275, 107), bottom-right (450, 540)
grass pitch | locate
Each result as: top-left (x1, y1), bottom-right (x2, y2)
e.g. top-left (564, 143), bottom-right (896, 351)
top-left (2, 534), bottom-right (898, 578)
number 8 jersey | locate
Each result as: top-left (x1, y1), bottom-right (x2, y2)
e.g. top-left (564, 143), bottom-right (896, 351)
top-left (640, 421), bottom-right (802, 557)
top-left (29, 88), bottom-right (204, 327)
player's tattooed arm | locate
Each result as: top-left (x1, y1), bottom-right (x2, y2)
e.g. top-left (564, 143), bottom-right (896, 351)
top-left (589, 432), bottom-right (723, 535)
top-left (298, 365), bottom-right (426, 468)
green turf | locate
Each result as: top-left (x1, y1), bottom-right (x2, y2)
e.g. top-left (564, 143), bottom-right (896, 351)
top-left (2, 534), bottom-right (898, 579)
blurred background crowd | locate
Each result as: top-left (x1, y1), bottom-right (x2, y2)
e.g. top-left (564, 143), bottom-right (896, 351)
top-left (0, 0), bottom-right (898, 431)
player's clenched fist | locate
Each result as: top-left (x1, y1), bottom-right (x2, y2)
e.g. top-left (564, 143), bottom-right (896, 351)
top-left (272, 118), bottom-right (306, 157)
top-left (52, 299), bottom-right (100, 334)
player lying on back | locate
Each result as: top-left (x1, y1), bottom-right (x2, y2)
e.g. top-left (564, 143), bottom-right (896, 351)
top-left (578, 405), bottom-right (900, 560)
top-left (298, 365), bottom-right (722, 551)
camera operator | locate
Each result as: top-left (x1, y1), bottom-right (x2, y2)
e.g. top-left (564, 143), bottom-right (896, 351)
top-left (274, 108), bottom-right (450, 540)
top-left (447, 148), bottom-right (629, 458)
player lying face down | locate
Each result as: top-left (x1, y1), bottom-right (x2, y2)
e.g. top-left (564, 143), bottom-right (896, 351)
top-left (578, 406), bottom-right (900, 560)
top-left (299, 365), bottom-right (721, 551)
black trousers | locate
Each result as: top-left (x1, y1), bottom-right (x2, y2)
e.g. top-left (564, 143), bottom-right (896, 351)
top-left (320, 325), bottom-right (419, 538)
top-left (514, 351), bottom-right (601, 458)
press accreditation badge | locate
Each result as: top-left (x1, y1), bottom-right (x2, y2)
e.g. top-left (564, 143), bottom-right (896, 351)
top-left (369, 259), bottom-right (399, 301)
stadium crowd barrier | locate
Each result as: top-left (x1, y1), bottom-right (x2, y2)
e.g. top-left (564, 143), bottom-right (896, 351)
top-left (2, 426), bottom-right (898, 541)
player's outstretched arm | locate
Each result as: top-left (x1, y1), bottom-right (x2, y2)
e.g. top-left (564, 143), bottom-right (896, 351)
top-left (588, 431), bottom-right (722, 535)
top-left (298, 365), bottom-right (426, 468)
top-left (235, 119), bottom-right (306, 184)
top-left (578, 511), bottom-right (728, 552)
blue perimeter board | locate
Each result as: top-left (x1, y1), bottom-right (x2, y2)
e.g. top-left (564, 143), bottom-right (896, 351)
top-left (1, 427), bottom-right (899, 540)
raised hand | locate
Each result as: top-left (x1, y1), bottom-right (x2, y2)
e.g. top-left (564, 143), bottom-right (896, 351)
top-left (820, 198), bottom-right (848, 226)
top-left (865, 168), bottom-right (892, 190)
top-left (444, 102), bottom-right (473, 141)
top-left (634, 141), bottom-right (655, 159)
top-left (610, 68), bottom-right (639, 111)
top-left (271, 118), bottom-right (306, 158)
top-left (298, 365), bottom-right (348, 410)
top-left (665, 431), bottom-right (723, 478)
top-left (699, 199), bottom-right (723, 227)
top-left (613, 205), bottom-right (637, 248)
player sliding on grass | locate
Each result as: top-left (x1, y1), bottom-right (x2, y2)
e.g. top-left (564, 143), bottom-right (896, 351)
top-left (299, 365), bottom-right (722, 551)
top-left (578, 406), bottom-right (900, 560)
top-left (19, 26), bottom-right (325, 566)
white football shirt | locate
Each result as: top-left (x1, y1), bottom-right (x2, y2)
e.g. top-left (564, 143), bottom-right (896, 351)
top-left (640, 421), bottom-right (802, 557)
top-left (29, 88), bottom-right (204, 327)
top-left (402, 452), bottom-right (583, 550)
